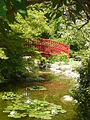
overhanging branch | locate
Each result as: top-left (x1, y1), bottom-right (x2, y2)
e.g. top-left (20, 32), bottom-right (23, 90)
top-left (78, 20), bottom-right (89, 30)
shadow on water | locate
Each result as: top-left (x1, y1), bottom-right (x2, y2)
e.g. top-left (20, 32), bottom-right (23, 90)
top-left (0, 73), bottom-right (80, 120)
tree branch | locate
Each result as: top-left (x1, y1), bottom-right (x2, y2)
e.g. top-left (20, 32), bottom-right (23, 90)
top-left (78, 20), bottom-right (89, 30)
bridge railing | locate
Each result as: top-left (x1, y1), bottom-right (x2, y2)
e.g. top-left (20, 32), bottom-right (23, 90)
top-left (24, 38), bottom-right (69, 58)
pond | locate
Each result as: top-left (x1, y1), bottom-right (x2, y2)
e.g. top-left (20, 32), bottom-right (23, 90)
top-left (0, 73), bottom-right (77, 120)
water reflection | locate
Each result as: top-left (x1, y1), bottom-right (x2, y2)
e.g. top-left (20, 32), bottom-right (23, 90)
top-left (22, 87), bottom-right (31, 104)
top-left (0, 75), bottom-right (77, 120)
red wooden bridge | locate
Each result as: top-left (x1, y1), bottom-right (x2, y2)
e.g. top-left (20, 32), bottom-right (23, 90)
top-left (24, 38), bottom-right (69, 58)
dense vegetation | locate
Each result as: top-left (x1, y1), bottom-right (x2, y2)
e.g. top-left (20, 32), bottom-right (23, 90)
top-left (0, 1), bottom-right (90, 120)
top-left (73, 48), bottom-right (90, 120)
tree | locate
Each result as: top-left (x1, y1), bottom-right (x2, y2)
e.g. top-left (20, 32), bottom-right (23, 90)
top-left (0, 0), bottom-right (27, 81)
top-left (0, 0), bottom-right (90, 25)
top-left (0, 0), bottom-right (27, 21)
top-left (27, 0), bottom-right (90, 26)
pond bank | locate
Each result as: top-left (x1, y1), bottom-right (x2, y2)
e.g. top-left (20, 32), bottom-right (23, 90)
top-left (49, 59), bottom-right (81, 80)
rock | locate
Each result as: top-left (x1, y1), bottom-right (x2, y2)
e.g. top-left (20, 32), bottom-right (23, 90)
top-left (23, 56), bottom-right (31, 59)
top-left (63, 95), bottom-right (73, 101)
top-left (50, 68), bottom-right (62, 74)
top-left (63, 70), bottom-right (80, 79)
top-left (58, 65), bottom-right (72, 71)
top-left (50, 62), bottom-right (60, 70)
top-left (49, 60), bottom-right (80, 80)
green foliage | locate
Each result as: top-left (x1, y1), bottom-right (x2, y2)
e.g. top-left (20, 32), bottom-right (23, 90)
top-left (0, 0), bottom-right (7, 20)
top-left (8, 112), bottom-right (27, 119)
top-left (73, 48), bottom-right (90, 120)
top-left (2, 92), bottom-right (20, 100)
top-left (50, 0), bottom-right (90, 24)
top-left (0, 3), bottom-right (51, 81)
top-left (0, 1), bottom-right (89, 82)
top-left (48, 52), bottom-right (69, 63)
top-left (0, 0), bottom-right (28, 81)
top-left (48, 17), bottom-right (90, 58)
top-left (23, 47), bottom-right (44, 77)
top-left (2, 92), bottom-right (66, 119)
top-left (0, 31), bottom-right (27, 80)
top-left (0, 0), bottom-right (27, 40)
top-left (27, 85), bottom-right (47, 91)
top-left (11, 4), bottom-right (51, 38)
top-left (0, 48), bottom-right (8, 60)
top-left (0, 0), bottom-right (27, 21)
top-left (9, 3), bottom-right (52, 77)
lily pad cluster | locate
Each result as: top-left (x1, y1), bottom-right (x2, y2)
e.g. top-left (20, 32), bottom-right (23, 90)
top-left (2, 92), bottom-right (66, 119)
top-left (1, 92), bottom-right (20, 100)
top-left (27, 85), bottom-right (47, 91)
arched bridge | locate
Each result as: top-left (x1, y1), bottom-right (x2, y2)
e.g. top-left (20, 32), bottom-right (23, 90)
top-left (24, 38), bottom-right (69, 58)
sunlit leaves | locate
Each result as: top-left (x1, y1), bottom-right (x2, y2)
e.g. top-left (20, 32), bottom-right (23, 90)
top-left (0, 48), bottom-right (8, 60)
top-left (11, 4), bottom-right (51, 38)
top-left (50, 0), bottom-right (90, 24)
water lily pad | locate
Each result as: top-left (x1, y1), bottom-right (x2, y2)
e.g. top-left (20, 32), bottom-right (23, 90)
top-left (2, 92), bottom-right (20, 100)
top-left (40, 115), bottom-right (52, 120)
top-left (13, 103), bottom-right (26, 111)
top-left (28, 85), bottom-right (47, 91)
top-left (60, 109), bottom-right (67, 113)
top-left (2, 92), bottom-right (66, 119)
top-left (21, 113), bottom-right (27, 117)
top-left (3, 106), bottom-right (14, 113)
top-left (29, 111), bottom-right (52, 119)
top-left (8, 111), bottom-right (27, 118)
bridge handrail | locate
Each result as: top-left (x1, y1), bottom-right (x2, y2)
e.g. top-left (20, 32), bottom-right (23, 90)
top-left (24, 38), bottom-right (69, 58)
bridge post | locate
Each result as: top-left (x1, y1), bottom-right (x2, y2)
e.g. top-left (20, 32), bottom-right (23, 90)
top-left (68, 45), bottom-right (69, 58)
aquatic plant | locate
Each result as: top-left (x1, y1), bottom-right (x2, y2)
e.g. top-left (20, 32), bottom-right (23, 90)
top-left (27, 85), bottom-right (47, 91)
top-left (2, 92), bottom-right (66, 119)
top-left (1, 92), bottom-right (20, 100)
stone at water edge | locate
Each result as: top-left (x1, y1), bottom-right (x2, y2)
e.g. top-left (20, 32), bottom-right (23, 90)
top-left (63, 95), bottom-right (73, 101)
top-left (63, 70), bottom-right (80, 79)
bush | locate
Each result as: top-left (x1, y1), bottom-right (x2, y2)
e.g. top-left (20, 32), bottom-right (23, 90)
top-left (48, 52), bottom-right (69, 63)
top-left (0, 31), bottom-right (27, 81)
top-left (73, 48), bottom-right (90, 120)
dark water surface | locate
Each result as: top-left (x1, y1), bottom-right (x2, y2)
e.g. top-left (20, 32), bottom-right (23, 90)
top-left (0, 74), bottom-right (76, 120)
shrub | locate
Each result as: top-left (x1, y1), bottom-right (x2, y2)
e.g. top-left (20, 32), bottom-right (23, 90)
top-left (73, 48), bottom-right (90, 120)
top-left (48, 52), bottom-right (69, 63)
top-left (0, 31), bottom-right (27, 80)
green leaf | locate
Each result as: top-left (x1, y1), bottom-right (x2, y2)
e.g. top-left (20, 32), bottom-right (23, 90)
top-left (0, 0), bottom-right (7, 20)
top-left (69, 12), bottom-right (76, 23)
top-left (60, 109), bottom-right (67, 113)
top-left (0, 48), bottom-right (8, 60)
top-left (76, 3), bottom-right (82, 13)
top-left (11, 0), bottom-right (27, 15)
top-left (64, 0), bottom-right (67, 5)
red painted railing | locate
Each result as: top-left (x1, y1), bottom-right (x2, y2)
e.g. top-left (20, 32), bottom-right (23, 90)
top-left (24, 38), bottom-right (69, 58)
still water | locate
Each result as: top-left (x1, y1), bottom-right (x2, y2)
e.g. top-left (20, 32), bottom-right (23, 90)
top-left (0, 74), bottom-right (76, 120)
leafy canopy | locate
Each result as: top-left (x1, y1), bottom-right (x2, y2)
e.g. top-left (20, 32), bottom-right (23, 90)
top-left (0, 0), bottom-right (27, 21)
